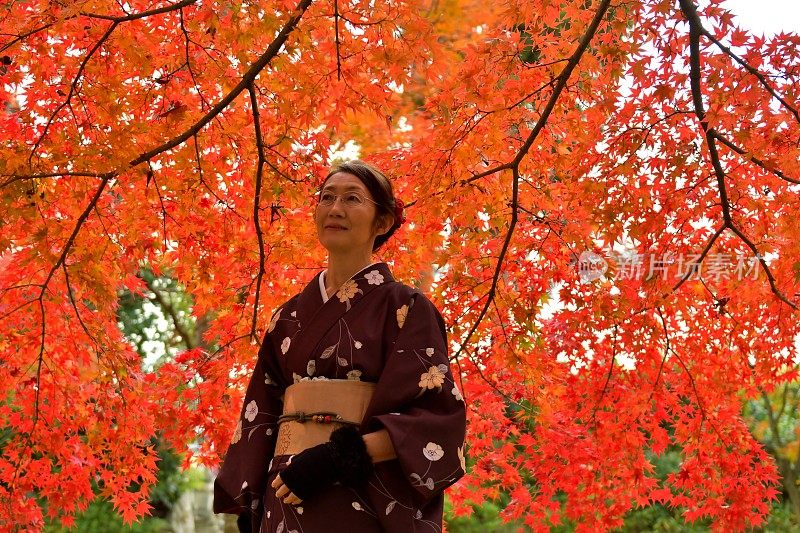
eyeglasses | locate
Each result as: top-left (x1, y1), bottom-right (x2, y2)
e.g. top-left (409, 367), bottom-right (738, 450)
top-left (316, 190), bottom-right (376, 208)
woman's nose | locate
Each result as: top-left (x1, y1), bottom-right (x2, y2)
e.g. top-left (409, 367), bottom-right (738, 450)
top-left (327, 198), bottom-right (346, 214)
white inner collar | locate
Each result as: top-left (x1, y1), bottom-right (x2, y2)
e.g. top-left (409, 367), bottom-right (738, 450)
top-left (319, 270), bottom-right (330, 303)
top-left (319, 262), bottom-right (379, 303)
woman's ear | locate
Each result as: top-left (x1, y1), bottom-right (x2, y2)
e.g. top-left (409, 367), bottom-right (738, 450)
top-left (375, 213), bottom-right (395, 236)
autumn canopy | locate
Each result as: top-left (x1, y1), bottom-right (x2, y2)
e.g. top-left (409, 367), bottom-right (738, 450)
top-left (1, 0), bottom-right (799, 530)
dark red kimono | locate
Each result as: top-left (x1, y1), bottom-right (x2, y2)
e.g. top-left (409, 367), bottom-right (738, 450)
top-left (214, 262), bottom-right (467, 532)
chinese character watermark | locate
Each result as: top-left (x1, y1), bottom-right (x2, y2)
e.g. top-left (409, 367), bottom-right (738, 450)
top-left (576, 250), bottom-right (761, 283)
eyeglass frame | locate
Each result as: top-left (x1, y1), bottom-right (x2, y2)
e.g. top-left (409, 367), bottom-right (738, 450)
top-left (315, 188), bottom-right (378, 209)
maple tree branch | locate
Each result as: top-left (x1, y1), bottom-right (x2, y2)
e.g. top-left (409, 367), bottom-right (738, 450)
top-left (1, 22), bottom-right (56, 53)
top-left (11, 178), bottom-right (113, 454)
top-left (656, 307), bottom-right (728, 445)
top-left (11, 0), bottom-right (203, 160)
top-left (681, 0), bottom-right (733, 220)
top-left (195, 334), bottom-right (251, 372)
top-left (62, 263), bottom-right (99, 356)
top-left (1, 171), bottom-right (112, 188)
top-left (697, 277), bottom-right (731, 316)
top-left (675, 3), bottom-right (799, 195)
top-left (608, 109), bottom-right (693, 163)
top-left (248, 84), bottom-right (268, 344)
top-left (592, 324), bottom-right (619, 422)
top-left (334, 0), bottom-right (342, 81)
top-left (38, 178), bottom-right (112, 295)
top-left (698, 25), bottom-right (800, 125)
top-left (4, 295), bottom-right (53, 493)
top-left (258, 133), bottom-right (300, 184)
top-left (336, 13), bottom-right (389, 27)
top-left (21, 296), bottom-right (54, 454)
top-left (179, 8), bottom-right (211, 110)
top-left (491, 298), bottom-right (518, 361)
top-left (451, 0), bottom-right (612, 362)
top-left (460, 163), bottom-right (513, 187)
top-left (512, 3), bottom-right (611, 166)
top-left (80, 0), bottom-right (198, 23)
top-left (497, 77), bottom-right (560, 114)
top-left (129, 0), bottom-right (314, 168)
top-left (671, 225), bottom-right (724, 293)
top-left (192, 134), bottom-right (204, 181)
top-left (450, 168), bottom-right (520, 364)
top-left (0, 297), bottom-right (39, 322)
top-left (680, 0), bottom-right (798, 311)
top-left (648, 310), bottom-right (671, 407)
top-left (113, 0), bottom-right (132, 14)
top-left (190, 134), bottom-right (246, 220)
top-left (147, 168), bottom-right (170, 250)
top-left (709, 131), bottom-right (800, 185)
top-left (29, 21), bottom-right (118, 164)
top-left (461, 344), bottom-right (527, 415)
top-left (726, 224), bottom-right (797, 309)
top-left (443, 75), bottom-right (559, 171)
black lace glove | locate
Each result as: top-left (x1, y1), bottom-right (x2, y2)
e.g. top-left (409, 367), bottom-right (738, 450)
top-left (278, 425), bottom-right (374, 501)
top-left (237, 512), bottom-right (251, 533)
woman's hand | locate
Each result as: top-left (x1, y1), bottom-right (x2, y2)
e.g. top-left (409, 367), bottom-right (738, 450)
top-left (271, 474), bottom-right (303, 505)
top-left (275, 426), bottom-right (373, 501)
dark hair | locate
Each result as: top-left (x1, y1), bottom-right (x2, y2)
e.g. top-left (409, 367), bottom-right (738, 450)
top-left (321, 160), bottom-right (400, 251)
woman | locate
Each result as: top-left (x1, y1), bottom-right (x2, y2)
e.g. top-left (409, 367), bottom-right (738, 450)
top-left (214, 160), bottom-right (467, 532)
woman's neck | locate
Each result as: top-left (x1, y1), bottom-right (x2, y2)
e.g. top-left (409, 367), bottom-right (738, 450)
top-left (325, 253), bottom-right (376, 296)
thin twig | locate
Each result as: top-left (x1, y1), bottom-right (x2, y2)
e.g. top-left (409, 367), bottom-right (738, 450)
top-left (247, 85), bottom-right (269, 344)
top-left (334, 0), bottom-right (342, 80)
top-left (710, 131), bottom-right (800, 185)
top-left (699, 24), bottom-right (800, 124)
top-left (451, 0), bottom-right (613, 363)
top-left (129, 0), bottom-right (314, 168)
top-left (592, 324), bottom-right (619, 421)
top-left (29, 22), bottom-right (118, 163)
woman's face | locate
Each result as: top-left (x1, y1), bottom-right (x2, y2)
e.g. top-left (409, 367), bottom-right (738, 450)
top-left (314, 172), bottom-right (390, 256)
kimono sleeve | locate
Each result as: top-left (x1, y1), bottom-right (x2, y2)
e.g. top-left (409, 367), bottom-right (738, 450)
top-left (213, 313), bottom-right (287, 517)
top-left (364, 292), bottom-right (467, 506)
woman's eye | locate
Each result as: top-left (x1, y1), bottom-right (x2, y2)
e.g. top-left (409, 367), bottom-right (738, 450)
top-left (319, 192), bottom-right (336, 203)
top-left (344, 193), bottom-right (362, 205)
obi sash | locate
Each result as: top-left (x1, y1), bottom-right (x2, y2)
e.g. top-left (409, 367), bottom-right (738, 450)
top-left (275, 379), bottom-right (376, 456)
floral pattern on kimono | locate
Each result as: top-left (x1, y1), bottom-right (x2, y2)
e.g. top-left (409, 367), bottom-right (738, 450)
top-left (214, 262), bottom-right (467, 533)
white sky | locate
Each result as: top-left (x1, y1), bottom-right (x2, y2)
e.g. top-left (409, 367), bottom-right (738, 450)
top-left (722, 0), bottom-right (800, 35)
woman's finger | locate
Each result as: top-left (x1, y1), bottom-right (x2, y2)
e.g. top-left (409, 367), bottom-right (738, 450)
top-left (272, 473), bottom-right (303, 505)
top-left (283, 492), bottom-right (302, 505)
top-left (275, 483), bottom-right (289, 499)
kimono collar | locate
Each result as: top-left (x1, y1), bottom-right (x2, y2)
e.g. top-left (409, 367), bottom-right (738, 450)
top-left (319, 261), bottom-right (380, 303)
top-left (289, 262), bottom-right (396, 362)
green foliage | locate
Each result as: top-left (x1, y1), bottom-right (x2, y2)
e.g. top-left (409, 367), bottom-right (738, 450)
top-left (759, 502), bottom-right (800, 532)
top-left (45, 270), bottom-right (203, 530)
top-left (117, 267), bottom-right (197, 368)
top-left (620, 504), bottom-right (710, 533)
top-left (445, 496), bottom-right (524, 532)
top-left (148, 444), bottom-right (206, 516)
top-left (744, 383), bottom-right (800, 451)
top-left (43, 499), bottom-right (169, 533)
